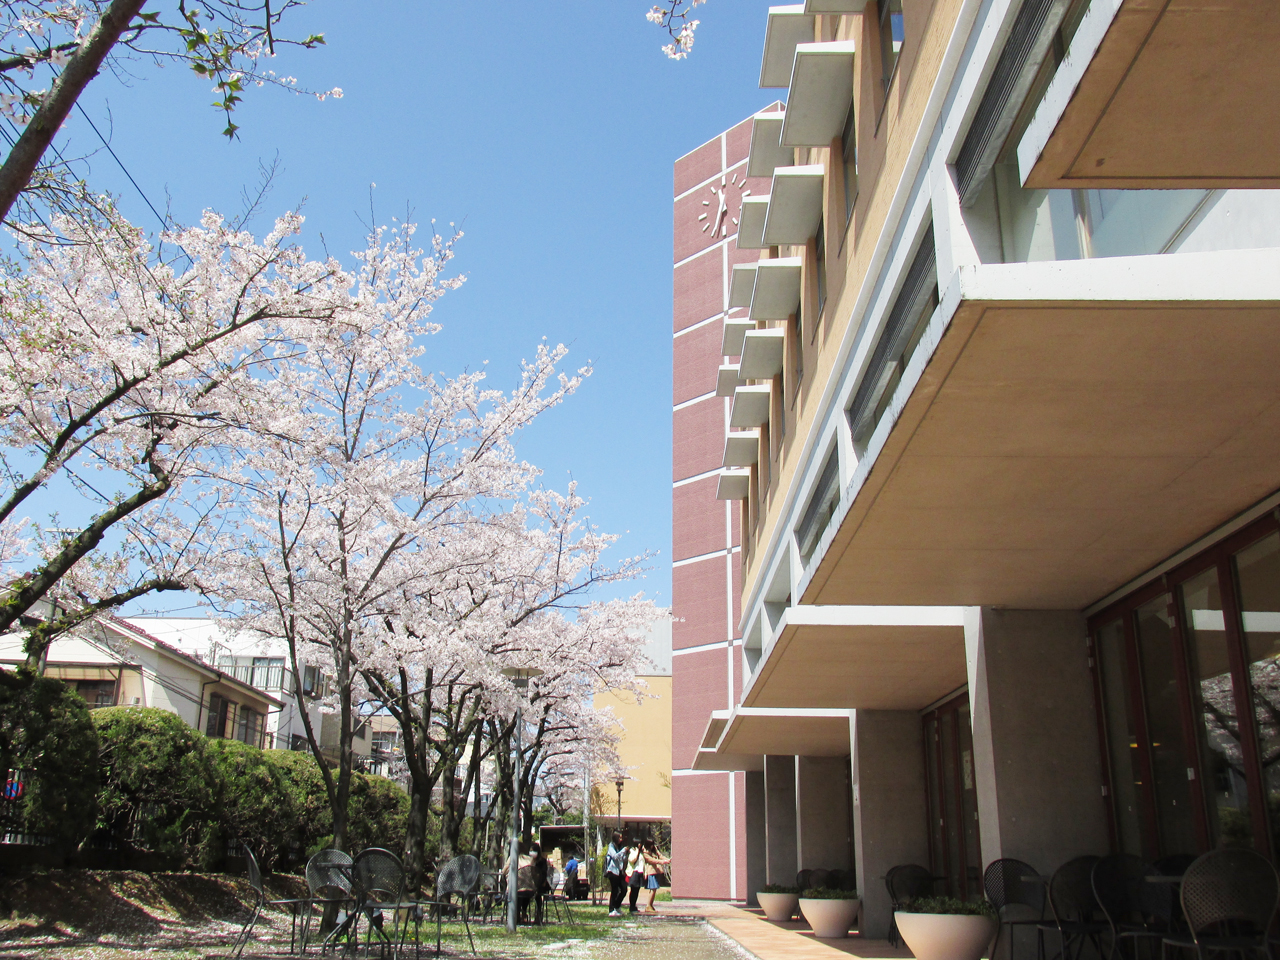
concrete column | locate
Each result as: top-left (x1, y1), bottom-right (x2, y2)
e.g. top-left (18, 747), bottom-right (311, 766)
top-left (852, 710), bottom-right (929, 940)
top-left (764, 755), bottom-right (798, 885)
top-left (965, 607), bottom-right (1108, 876)
top-left (745, 770), bottom-right (767, 905)
top-left (796, 756), bottom-right (853, 871)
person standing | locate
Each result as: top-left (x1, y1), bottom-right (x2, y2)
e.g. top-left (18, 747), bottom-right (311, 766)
top-left (605, 832), bottom-right (629, 917)
top-left (640, 840), bottom-right (671, 912)
top-left (626, 841), bottom-right (645, 914)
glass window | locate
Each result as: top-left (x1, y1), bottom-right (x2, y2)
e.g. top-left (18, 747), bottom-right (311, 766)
top-left (1134, 595), bottom-right (1197, 855)
top-left (939, 709), bottom-right (962, 895)
top-left (1095, 619), bottom-right (1147, 856)
top-left (841, 104), bottom-right (857, 224)
top-left (957, 704), bottom-right (981, 895)
top-left (815, 218), bottom-right (828, 325)
top-left (206, 693), bottom-right (231, 739)
top-left (879, 0), bottom-right (904, 93)
top-left (1181, 566), bottom-right (1252, 848)
top-left (1233, 532), bottom-right (1280, 859)
top-left (924, 713), bottom-right (945, 880)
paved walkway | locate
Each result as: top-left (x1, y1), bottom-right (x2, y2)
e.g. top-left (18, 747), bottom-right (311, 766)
top-left (665, 901), bottom-right (914, 960)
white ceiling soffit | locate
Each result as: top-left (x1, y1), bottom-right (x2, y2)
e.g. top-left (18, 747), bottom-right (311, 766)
top-left (716, 363), bottom-right (742, 398)
top-left (729, 263), bottom-right (759, 309)
top-left (740, 329), bottom-right (787, 379)
top-left (762, 165), bottom-right (825, 246)
top-left (701, 709), bottom-right (732, 749)
top-left (804, 0), bottom-right (867, 10)
top-left (782, 42), bottom-right (856, 147)
top-left (724, 430), bottom-right (761, 467)
top-left (760, 5), bottom-right (815, 88)
top-left (737, 196), bottom-right (771, 250)
top-left (716, 468), bottom-right (752, 501)
top-left (730, 384), bottom-right (772, 428)
top-left (750, 257), bottom-right (803, 320)
top-left (747, 112), bottom-right (792, 179)
top-left (722, 317), bottom-right (754, 356)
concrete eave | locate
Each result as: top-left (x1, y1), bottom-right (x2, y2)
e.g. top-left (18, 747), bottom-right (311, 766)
top-left (740, 329), bottom-right (787, 379)
top-left (781, 42), bottom-right (856, 147)
top-left (716, 363), bottom-right (743, 398)
top-left (725, 429), bottom-right (762, 467)
top-left (730, 384), bottom-right (772, 428)
top-left (804, 0), bottom-right (867, 10)
top-left (762, 165), bottom-right (825, 246)
top-left (722, 317), bottom-right (754, 357)
top-left (750, 257), bottom-right (803, 320)
top-left (741, 605), bottom-right (967, 710)
top-left (800, 248), bottom-right (1280, 611)
top-left (747, 112), bottom-right (792, 180)
top-left (1018, 0), bottom-right (1280, 189)
top-left (716, 706), bottom-right (856, 757)
top-left (701, 709), bottom-right (732, 749)
top-left (691, 748), bottom-right (764, 772)
top-left (729, 263), bottom-right (759, 309)
top-left (760, 5), bottom-right (815, 89)
top-left (737, 196), bottom-right (771, 250)
top-left (717, 469), bottom-right (752, 501)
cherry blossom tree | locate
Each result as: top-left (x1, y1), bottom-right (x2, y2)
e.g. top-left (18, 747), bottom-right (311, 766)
top-left (647, 0), bottom-right (708, 59)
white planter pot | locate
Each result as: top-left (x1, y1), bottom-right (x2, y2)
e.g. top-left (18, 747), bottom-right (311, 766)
top-left (894, 912), bottom-right (996, 960)
top-left (757, 892), bottom-right (799, 922)
top-left (798, 897), bottom-right (861, 938)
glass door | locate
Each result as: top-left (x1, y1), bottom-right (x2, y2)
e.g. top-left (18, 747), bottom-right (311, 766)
top-left (923, 693), bottom-right (982, 899)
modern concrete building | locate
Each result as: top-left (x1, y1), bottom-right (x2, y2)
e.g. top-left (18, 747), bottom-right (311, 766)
top-left (673, 0), bottom-right (1280, 929)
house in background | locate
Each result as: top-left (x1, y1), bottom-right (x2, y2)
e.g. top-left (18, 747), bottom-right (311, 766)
top-left (0, 615), bottom-right (281, 745)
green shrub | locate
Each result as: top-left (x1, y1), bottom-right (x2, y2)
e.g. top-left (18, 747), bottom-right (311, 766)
top-left (761, 883), bottom-right (801, 894)
top-left (0, 669), bottom-right (99, 851)
top-left (208, 739), bottom-right (300, 870)
top-left (903, 896), bottom-right (995, 916)
top-left (92, 707), bottom-right (217, 861)
top-left (801, 886), bottom-right (859, 899)
top-left (348, 769), bottom-right (409, 853)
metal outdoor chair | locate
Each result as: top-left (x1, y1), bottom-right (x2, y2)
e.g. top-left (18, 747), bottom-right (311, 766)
top-left (305, 849), bottom-right (358, 956)
top-left (985, 858), bottom-right (1047, 960)
top-left (1160, 848), bottom-right (1278, 960)
top-left (544, 868), bottom-right (576, 924)
top-left (229, 845), bottom-right (312, 959)
top-left (427, 854), bottom-right (481, 954)
top-left (354, 847), bottom-right (421, 959)
top-left (477, 871), bottom-right (502, 924)
top-left (1092, 854), bottom-right (1165, 960)
top-left (886, 864), bottom-right (936, 948)
top-left (1038, 856), bottom-right (1110, 960)
top-left (827, 868), bottom-right (856, 892)
top-left (796, 869), bottom-right (813, 891)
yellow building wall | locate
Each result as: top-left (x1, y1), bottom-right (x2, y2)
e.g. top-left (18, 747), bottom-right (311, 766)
top-left (590, 674), bottom-right (672, 822)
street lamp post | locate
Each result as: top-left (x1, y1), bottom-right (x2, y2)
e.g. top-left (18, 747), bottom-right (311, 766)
top-left (615, 778), bottom-right (625, 830)
top-left (501, 667), bottom-right (544, 934)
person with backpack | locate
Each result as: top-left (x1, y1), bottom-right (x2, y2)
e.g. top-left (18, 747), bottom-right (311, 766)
top-left (604, 832), bottom-right (629, 917)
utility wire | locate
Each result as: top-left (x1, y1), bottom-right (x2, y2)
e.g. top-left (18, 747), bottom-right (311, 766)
top-left (73, 101), bottom-right (170, 233)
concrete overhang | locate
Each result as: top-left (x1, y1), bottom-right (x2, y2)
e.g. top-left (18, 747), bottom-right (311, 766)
top-left (801, 249), bottom-right (1280, 611)
top-left (692, 748), bottom-right (765, 772)
top-left (1018, 0), bottom-right (1280, 189)
top-left (701, 709), bottom-right (731, 749)
top-left (741, 605), bottom-right (967, 709)
top-left (722, 317), bottom-right (754, 356)
top-left (717, 707), bottom-right (855, 757)
top-left (750, 257), bottom-right (803, 320)
top-left (781, 42), bottom-right (856, 147)
top-left (740, 329), bottom-right (787, 379)
top-left (762, 165), bottom-right (825, 246)
top-left (804, 0), bottom-right (867, 10)
top-left (729, 264), bottom-right (758, 309)
top-left (748, 112), bottom-right (792, 179)
top-left (716, 363), bottom-right (742, 398)
top-left (717, 469), bottom-right (752, 501)
top-left (725, 430), bottom-right (761, 467)
top-left (737, 196), bottom-right (771, 250)
top-left (761, 5), bottom-right (815, 89)
top-left (730, 384), bottom-right (772, 428)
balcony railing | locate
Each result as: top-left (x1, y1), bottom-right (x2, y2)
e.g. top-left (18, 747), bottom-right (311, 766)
top-left (217, 663), bottom-right (292, 693)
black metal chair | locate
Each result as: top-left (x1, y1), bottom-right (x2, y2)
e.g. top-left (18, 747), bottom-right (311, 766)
top-left (985, 858), bottom-right (1047, 960)
top-left (305, 849), bottom-right (358, 956)
top-left (354, 847), bottom-right (420, 959)
top-left (229, 845), bottom-right (312, 959)
top-left (544, 867), bottom-right (576, 924)
top-left (1038, 855), bottom-right (1110, 960)
top-left (1092, 853), bottom-right (1165, 960)
top-left (827, 868), bottom-right (857, 892)
top-left (1160, 848), bottom-right (1278, 960)
top-left (796, 868), bottom-right (813, 890)
top-left (886, 864), bottom-right (936, 948)
top-left (808, 867), bottom-right (832, 890)
top-left (427, 854), bottom-right (481, 954)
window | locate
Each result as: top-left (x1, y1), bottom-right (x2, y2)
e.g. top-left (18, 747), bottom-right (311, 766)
top-left (206, 693), bottom-right (232, 739)
top-left (251, 657), bottom-right (285, 691)
top-left (815, 218), bottom-right (828, 327)
top-left (841, 105), bottom-right (858, 225)
top-left (302, 664), bottom-right (321, 698)
top-left (879, 0), bottom-right (904, 94)
top-left (792, 310), bottom-right (804, 400)
top-left (76, 680), bottom-right (116, 709)
top-left (236, 707), bottom-right (261, 746)
top-left (923, 693), bottom-right (982, 900)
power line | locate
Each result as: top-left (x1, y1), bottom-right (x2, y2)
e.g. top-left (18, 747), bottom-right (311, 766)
top-left (73, 101), bottom-right (170, 234)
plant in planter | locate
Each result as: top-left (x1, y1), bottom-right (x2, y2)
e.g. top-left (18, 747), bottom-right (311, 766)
top-left (757, 883), bottom-right (802, 922)
top-left (894, 897), bottom-right (997, 960)
top-left (798, 886), bottom-right (862, 938)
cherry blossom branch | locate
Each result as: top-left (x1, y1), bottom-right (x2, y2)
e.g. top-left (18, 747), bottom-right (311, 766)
top-left (646, 0), bottom-right (706, 59)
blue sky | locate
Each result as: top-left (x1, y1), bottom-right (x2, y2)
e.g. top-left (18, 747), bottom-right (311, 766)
top-left (57, 0), bottom-right (778, 616)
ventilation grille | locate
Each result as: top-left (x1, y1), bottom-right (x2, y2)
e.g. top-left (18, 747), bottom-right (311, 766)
top-left (954, 0), bottom-right (1066, 206)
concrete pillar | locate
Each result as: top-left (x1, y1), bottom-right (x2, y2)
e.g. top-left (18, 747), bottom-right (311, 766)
top-left (764, 755), bottom-right (798, 885)
top-left (745, 770), bottom-right (767, 905)
top-left (796, 756), bottom-right (853, 871)
top-left (852, 710), bottom-right (929, 940)
top-left (965, 608), bottom-right (1108, 876)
